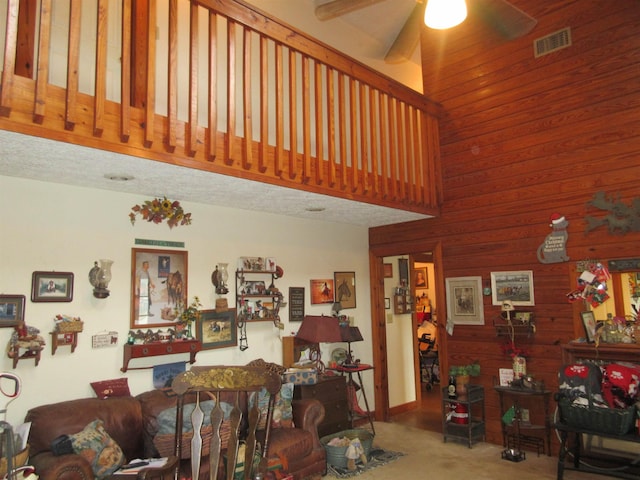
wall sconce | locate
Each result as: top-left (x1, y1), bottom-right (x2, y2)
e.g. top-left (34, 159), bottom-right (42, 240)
top-left (88, 259), bottom-right (113, 299)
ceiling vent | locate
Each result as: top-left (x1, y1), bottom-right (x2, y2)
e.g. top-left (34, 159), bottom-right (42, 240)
top-left (533, 27), bottom-right (572, 58)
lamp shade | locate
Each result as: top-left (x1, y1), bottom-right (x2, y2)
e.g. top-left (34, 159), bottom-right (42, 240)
top-left (341, 326), bottom-right (363, 343)
top-left (296, 315), bottom-right (343, 344)
top-left (424, 0), bottom-right (467, 30)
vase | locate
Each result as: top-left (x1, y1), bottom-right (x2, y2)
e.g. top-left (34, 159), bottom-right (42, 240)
top-left (455, 374), bottom-right (470, 396)
top-left (512, 355), bottom-right (526, 379)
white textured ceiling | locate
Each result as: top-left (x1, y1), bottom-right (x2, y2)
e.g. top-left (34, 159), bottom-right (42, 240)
top-left (0, 130), bottom-right (431, 227)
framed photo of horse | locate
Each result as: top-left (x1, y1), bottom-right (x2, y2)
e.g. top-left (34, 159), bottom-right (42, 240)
top-left (334, 271), bottom-right (356, 309)
top-left (130, 248), bottom-right (188, 329)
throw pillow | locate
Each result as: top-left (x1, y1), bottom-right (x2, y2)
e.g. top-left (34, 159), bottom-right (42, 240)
top-left (69, 419), bottom-right (125, 478)
top-left (253, 382), bottom-right (294, 429)
top-left (90, 378), bottom-right (131, 399)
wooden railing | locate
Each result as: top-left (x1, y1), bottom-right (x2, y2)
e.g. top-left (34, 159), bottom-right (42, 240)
top-left (0, 0), bottom-right (442, 214)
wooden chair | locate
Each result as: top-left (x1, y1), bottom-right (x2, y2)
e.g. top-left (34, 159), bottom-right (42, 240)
top-left (170, 365), bottom-right (281, 480)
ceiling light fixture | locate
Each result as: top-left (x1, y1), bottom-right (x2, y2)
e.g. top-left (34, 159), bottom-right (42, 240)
top-left (424, 0), bottom-right (467, 30)
top-left (104, 174), bottom-right (134, 182)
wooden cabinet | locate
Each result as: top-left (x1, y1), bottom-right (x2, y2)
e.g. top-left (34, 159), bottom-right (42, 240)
top-left (393, 294), bottom-right (412, 314)
top-left (294, 375), bottom-right (349, 438)
top-left (282, 336), bottom-right (317, 369)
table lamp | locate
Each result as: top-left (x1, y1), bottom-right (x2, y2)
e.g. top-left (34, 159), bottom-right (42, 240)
top-left (340, 326), bottom-right (363, 367)
top-left (296, 315), bottom-right (343, 373)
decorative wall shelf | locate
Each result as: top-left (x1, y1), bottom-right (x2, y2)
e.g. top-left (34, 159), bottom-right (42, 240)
top-left (50, 331), bottom-right (79, 355)
top-left (121, 339), bottom-right (201, 372)
top-left (494, 313), bottom-right (536, 337)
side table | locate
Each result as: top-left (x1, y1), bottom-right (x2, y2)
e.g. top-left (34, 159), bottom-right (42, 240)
top-left (328, 364), bottom-right (375, 434)
top-left (442, 384), bottom-right (485, 448)
top-left (494, 386), bottom-right (552, 456)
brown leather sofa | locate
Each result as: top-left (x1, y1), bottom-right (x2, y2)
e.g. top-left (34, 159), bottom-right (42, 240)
top-left (25, 388), bottom-right (326, 480)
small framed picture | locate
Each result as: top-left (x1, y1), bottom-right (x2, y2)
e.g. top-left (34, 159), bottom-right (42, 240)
top-left (334, 271), bottom-right (356, 309)
top-left (383, 263), bottom-right (393, 278)
top-left (31, 272), bottom-right (74, 302)
top-left (0, 295), bottom-right (26, 328)
top-left (310, 279), bottom-right (334, 304)
top-left (580, 311), bottom-right (597, 342)
top-left (198, 309), bottom-right (237, 350)
top-left (414, 268), bottom-right (428, 288)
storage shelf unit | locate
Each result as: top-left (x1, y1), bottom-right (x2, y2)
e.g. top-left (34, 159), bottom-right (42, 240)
top-left (442, 384), bottom-right (485, 448)
top-left (236, 269), bottom-right (282, 323)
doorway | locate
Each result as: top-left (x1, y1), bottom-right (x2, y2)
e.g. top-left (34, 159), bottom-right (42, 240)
top-left (368, 242), bottom-right (447, 432)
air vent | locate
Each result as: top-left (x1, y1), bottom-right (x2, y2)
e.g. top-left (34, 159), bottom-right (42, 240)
top-left (533, 27), bottom-right (572, 58)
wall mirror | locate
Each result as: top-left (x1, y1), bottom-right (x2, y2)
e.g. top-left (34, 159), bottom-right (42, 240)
top-left (590, 259), bottom-right (640, 322)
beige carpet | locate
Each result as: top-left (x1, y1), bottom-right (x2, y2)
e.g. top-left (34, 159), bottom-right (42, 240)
top-left (322, 422), bottom-right (603, 479)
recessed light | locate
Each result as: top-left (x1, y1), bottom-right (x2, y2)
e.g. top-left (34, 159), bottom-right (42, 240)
top-left (305, 207), bottom-right (326, 212)
top-left (104, 174), bottom-right (134, 182)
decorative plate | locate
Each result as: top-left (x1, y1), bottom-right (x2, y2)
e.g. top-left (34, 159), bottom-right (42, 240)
top-left (330, 347), bottom-right (348, 366)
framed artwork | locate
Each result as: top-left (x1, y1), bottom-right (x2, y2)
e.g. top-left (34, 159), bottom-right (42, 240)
top-left (198, 309), bottom-right (237, 350)
top-left (384, 298), bottom-right (390, 310)
top-left (398, 258), bottom-right (409, 285)
top-left (490, 270), bottom-right (535, 306)
top-left (383, 263), bottom-right (393, 278)
top-left (0, 295), bottom-right (25, 327)
top-left (31, 271), bottom-right (74, 302)
top-left (131, 248), bottom-right (188, 328)
top-left (580, 311), bottom-right (597, 343)
top-left (445, 276), bottom-right (484, 325)
top-left (334, 271), bottom-right (356, 309)
top-left (289, 287), bottom-right (305, 322)
top-left (310, 279), bottom-right (334, 304)
top-left (414, 268), bottom-right (428, 288)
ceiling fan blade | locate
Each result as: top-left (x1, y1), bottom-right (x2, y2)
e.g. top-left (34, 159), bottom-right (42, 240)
top-left (315, 0), bottom-right (388, 21)
top-left (473, 0), bottom-right (537, 40)
top-left (384, 1), bottom-right (425, 64)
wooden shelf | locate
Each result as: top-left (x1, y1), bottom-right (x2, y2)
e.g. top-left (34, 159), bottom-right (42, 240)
top-left (50, 331), bottom-right (79, 355)
top-left (121, 339), bottom-right (201, 372)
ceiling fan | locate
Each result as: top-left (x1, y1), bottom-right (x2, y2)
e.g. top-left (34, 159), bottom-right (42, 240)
top-left (315, 0), bottom-right (537, 64)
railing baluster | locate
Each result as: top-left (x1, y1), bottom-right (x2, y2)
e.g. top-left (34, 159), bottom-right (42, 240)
top-left (314, 61), bottom-right (324, 185)
top-left (349, 77), bottom-right (358, 192)
top-left (338, 72), bottom-right (347, 190)
top-left (379, 92), bottom-right (389, 199)
top-left (65, 0), bottom-right (81, 131)
top-left (0, 0), bottom-right (19, 117)
top-left (207, 11), bottom-right (217, 161)
top-left (120, 0), bottom-right (131, 142)
top-left (275, 43), bottom-right (284, 176)
top-left (144, 0), bottom-right (156, 148)
top-left (93, 0), bottom-right (108, 137)
top-left (33, 0), bottom-right (51, 124)
top-left (326, 66), bottom-right (336, 187)
top-left (369, 87), bottom-right (379, 197)
top-left (225, 19), bottom-right (236, 165)
top-left (302, 55), bottom-right (311, 183)
top-left (258, 35), bottom-right (268, 173)
top-left (388, 96), bottom-right (398, 201)
top-left (359, 82), bottom-right (368, 194)
top-left (243, 26), bottom-right (252, 169)
top-left (288, 49), bottom-right (297, 179)
top-left (187, 1), bottom-right (199, 156)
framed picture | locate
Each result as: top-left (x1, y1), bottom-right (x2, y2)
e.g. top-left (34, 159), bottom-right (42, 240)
top-left (490, 270), bottom-right (535, 306)
top-left (0, 295), bottom-right (25, 327)
top-left (31, 271), bottom-right (74, 302)
top-left (383, 263), bottom-right (393, 278)
top-left (131, 248), bottom-right (188, 328)
top-left (384, 298), bottom-right (390, 310)
top-left (334, 271), bottom-right (356, 309)
top-left (398, 258), bottom-right (409, 285)
top-left (445, 276), bottom-right (484, 325)
top-left (198, 309), bottom-right (237, 350)
top-left (310, 279), bottom-right (334, 304)
top-left (580, 311), bottom-right (597, 342)
top-left (414, 268), bottom-right (428, 288)
top-left (289, 287), bottom-right (305, 322)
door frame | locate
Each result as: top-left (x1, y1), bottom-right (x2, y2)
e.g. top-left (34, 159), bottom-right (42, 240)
top-left (368, 241), bottom-right (447, 421)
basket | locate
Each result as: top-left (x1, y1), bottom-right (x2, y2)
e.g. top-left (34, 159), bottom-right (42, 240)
top-left (320, 429), bottom-right (374, 469)
top-left (56, 321), bottom-right (84, 333)
top-left (0, 446), bottom-right (29, 477)
top-left (558, 398), bottom-right (637, 435)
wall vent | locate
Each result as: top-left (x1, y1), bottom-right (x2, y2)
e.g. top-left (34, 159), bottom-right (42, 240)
top-left (533, 27), bottom-right (572, 58)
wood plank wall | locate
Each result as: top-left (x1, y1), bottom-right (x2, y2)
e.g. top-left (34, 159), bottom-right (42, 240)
top-left (369, 0), bottom-right (640, 449)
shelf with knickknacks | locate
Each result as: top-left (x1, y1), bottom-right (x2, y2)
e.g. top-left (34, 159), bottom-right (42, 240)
top-left (8, 320), bottom-right (46, 368)
top-left (50, 314), bottom-right (84, 355)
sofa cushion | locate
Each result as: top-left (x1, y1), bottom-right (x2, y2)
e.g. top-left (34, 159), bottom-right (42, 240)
top-left (69, 419), bottom-right (125, 478)
top-left (90, 378), bottom-right (131, 399)
top-left (253, 383), bottom-right (294, 429)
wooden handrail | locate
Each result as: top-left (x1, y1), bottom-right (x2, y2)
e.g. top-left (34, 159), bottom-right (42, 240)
top-left (0, 0), bottom-right (443, 215)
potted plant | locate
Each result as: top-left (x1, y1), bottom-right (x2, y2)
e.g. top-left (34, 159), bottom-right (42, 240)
top-left (449, 361), bottom-right (481, 395)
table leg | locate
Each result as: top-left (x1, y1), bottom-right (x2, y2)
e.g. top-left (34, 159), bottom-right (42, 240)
top-left (356, 371), bottom-right (375, 435)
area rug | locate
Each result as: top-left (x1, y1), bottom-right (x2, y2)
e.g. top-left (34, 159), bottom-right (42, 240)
top-left (326, 448), bottom-right (405, 478)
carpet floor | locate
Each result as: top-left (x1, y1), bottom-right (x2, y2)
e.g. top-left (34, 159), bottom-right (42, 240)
top-left (321, 422), bottom-right (603, 479)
